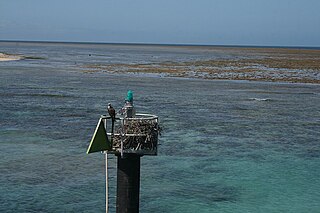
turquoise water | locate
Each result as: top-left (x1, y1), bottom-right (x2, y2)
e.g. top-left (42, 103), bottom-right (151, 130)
top-left (0, 42), bottom-right (320, 212)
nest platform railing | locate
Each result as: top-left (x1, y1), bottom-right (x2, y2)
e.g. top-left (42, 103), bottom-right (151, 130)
top-left (102, 113), bottom-right (159, 156)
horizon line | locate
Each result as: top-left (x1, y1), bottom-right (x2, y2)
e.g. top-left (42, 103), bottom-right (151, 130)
top-left (1, 39), bottom-right (320, 50)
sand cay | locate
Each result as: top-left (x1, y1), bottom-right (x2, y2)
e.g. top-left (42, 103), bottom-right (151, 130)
top-left (83, 47), bottom-right (320, 84)
top-left (0, 53), bottom-right (22, 61)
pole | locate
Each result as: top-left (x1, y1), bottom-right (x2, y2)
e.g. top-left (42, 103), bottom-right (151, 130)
top-left (105, 152), bottom-right (109, 213)
top-left (103, 118), bottom-right (109, 213)
top-left (116, 154), bottom-right (141, 213)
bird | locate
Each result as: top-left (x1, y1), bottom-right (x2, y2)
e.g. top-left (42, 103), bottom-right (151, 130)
top-left (107, 103), bottom-right (116, 122)
top-left (107, 103), bottom-right (116, 140)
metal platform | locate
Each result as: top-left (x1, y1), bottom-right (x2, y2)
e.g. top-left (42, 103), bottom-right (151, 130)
top-left (103, 113), bottom-right (159, 156)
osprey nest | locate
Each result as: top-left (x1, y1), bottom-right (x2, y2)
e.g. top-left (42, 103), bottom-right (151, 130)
top-left (112, 119), bottom-right (161, 151)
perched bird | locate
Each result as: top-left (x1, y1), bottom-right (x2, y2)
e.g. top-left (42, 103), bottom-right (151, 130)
top-left (108, 103), bottom-right (116, 141)
top-left (107, 103), bottom-right (116, 122)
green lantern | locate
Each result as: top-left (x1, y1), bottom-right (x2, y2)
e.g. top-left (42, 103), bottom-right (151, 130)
top-left (126, 90), bottom-right (133, 103)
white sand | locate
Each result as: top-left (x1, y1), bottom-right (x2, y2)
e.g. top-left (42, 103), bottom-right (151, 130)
top-left (0, 53), bottom-right (22, 61)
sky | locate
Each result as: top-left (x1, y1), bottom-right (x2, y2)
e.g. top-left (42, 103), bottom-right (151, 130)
top-left (0, 0), bottom-right (320, 46)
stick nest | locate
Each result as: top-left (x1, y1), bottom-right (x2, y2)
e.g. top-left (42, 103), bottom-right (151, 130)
top-left (112, 119), bottom-right (161, 151)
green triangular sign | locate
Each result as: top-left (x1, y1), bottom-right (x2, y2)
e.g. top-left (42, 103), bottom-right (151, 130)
top-left (86, 118), bottom-right (111, 154)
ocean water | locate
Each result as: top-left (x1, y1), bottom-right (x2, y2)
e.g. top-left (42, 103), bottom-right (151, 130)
top-left (0, 42), bottom-right (320, 212)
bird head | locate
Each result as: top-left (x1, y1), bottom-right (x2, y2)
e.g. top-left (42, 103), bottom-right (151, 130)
top-left (108, 103), bottom-right (112, 108)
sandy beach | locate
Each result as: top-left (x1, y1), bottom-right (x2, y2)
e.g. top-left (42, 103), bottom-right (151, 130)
top-left (0, 53), bottom-right (22, 61)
